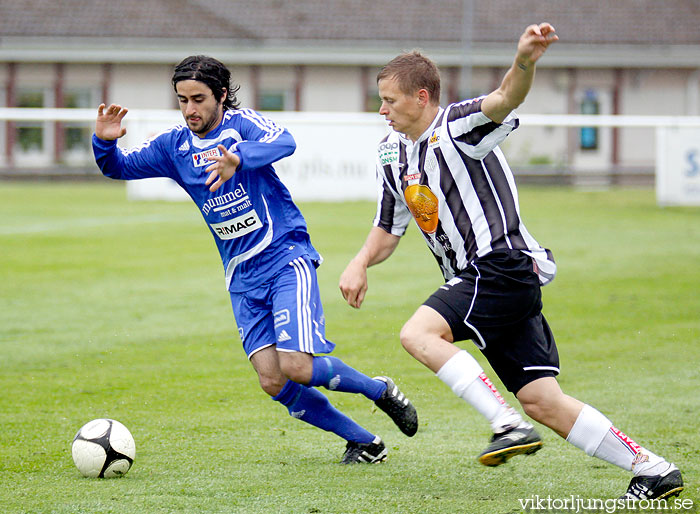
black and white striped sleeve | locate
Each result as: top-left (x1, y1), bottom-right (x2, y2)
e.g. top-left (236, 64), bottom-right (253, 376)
top-left (372, 156), bottom-right (411, 237)
top-left (446, 97), bottom-right (519, 160)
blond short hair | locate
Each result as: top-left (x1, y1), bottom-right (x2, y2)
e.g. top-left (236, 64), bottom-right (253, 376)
top-left (377, 51), bottom-right (441, 105)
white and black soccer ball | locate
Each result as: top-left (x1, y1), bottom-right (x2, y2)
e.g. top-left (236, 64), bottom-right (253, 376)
top-left (71, 418), bottom-right (135, 478)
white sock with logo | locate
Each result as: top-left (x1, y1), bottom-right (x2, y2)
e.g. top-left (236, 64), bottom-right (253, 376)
top-left (566, 404), bottom-right (666, 476)
top-left (436, 350), bottom-right (525, 433)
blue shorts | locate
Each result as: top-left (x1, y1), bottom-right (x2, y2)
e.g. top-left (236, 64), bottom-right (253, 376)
top-left (230, 255), bottom-right (336, 358)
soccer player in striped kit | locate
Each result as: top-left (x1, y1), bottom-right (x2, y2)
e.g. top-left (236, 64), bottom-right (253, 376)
top-left (93, 55), bottom-right (417, 464)
top-left (340, 23), bottom-right (683, 499)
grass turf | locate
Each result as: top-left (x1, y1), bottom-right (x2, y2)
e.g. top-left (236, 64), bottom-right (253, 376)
top-left (0, 183), bottom-right (698, 513)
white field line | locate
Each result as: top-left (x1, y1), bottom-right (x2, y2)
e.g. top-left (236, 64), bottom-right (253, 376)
top-left (0, 213), bottom-right (199, 236)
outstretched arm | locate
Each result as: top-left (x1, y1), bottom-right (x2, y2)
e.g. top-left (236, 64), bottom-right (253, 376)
top-left (93, 103), bottom-right (171, 180)
top-left (339, 226), bottom-right (400, 309)
top-left (482, 23), bottom-right (558, 124)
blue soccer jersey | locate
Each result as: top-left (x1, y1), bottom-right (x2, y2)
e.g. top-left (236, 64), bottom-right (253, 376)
top-left (93, 108), bottom-right (319, 292)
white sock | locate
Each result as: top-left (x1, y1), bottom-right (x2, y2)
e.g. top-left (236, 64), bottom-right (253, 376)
top-left (566, 404), bottom-right (666, 476)
top-left (436, 350), bottom-right (524, 433)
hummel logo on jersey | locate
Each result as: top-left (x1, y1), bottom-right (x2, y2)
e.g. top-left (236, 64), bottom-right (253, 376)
top-left (277, 330), bottom-right (292, 342)
top-left (192, 147), bottom-right (221, 167)
top-left (178, 140), bottom-right (190, 152)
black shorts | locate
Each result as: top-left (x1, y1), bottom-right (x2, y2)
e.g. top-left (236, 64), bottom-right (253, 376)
top-left (423, 249), bottom-right (559, 394)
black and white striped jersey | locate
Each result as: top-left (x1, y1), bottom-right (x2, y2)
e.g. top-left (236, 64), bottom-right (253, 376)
top-left (373, 96), bottom-right (556, 285)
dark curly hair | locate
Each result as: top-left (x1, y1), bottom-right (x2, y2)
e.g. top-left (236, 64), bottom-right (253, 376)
top-left (172, 55), bottom-right (241, 110)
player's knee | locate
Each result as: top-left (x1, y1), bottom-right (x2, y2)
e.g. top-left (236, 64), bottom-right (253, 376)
top-left (278, 355), bottom-right (313, 385)
top-left (517, 377), bottom-right (569, 425)
top-left (520, 398), bottom-right (545, 422)
top-left (399, 320), bottom-right (425, 357)
top-left (258, 374), bottom-right (286, 397)
top-left (399, 322), bottom-right (414, 352)
top-left (520, 395), bottom-right (562, 425)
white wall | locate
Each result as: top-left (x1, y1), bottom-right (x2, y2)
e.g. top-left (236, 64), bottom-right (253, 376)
top-left (619, 69), bottom-right (684, 167)
top-left (64, 64), bottom-right (101, 91)
top-left (502, 68), bottom-right (570, 167)
top-left (302, 66), bottom-right (364, 112)
top-left (226, 65), bottom-right (254, 109)
top-left (110, 64), bottom-right (175, 109)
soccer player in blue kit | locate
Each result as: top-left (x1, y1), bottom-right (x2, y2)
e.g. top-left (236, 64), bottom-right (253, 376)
top-left (92, 55), bottom-right (417, 464)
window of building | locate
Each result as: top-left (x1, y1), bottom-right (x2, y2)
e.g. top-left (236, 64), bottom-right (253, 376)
top-left (259, 91), bottom-right (286, 111)
top-left (580, 89), bottom-right (599, 151)
top-left (366, 91), bottom-right (381, 113)
top-left (16, 89), bottom-right (45, 154)
top-left (62, 88), bottom-right (94, 160)
top-left (14, 86), bottom-right (96, 166)
top-left (63, 89), bottom-right (91, 109)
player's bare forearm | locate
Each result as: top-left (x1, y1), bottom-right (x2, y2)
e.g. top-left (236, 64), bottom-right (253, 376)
top-left (356, 226), bottom-right (400, 268)
top-left (340, 227), bottom-right (400, 308)
top-left (483, 23), bottom-right (558, 124)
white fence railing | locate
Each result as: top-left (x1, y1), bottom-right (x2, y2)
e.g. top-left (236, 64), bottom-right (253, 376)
top-left (1, 109), bottom-right (699, 205)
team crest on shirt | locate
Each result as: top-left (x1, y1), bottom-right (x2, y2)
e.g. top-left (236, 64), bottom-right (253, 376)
top-left (428, 131), bottom-right (440, 148)
top-left (192, 147), bottom-right (221, 167)
top-left (404, 184), bottom-right (439, 234)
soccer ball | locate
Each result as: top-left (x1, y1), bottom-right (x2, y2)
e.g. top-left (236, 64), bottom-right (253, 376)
top-left (71, 418), bottom-right (135, 478)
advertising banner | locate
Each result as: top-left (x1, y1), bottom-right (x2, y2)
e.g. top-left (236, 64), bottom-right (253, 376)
top-left (124, 112), bottom-right (388, 202)
top-left (656, 126), bottom-right (700, 206)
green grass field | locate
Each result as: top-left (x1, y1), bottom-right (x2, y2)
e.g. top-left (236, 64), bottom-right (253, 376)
top-left (1, 183), bottom-right (698, 513)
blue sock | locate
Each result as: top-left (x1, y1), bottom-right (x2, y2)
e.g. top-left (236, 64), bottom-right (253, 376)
top-left (272, 380), bottom-right (375, 444)
top-left (308, 356), bottom-right (386, 401)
